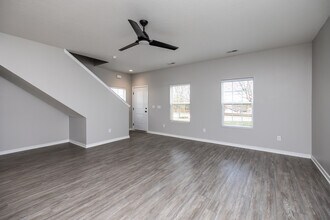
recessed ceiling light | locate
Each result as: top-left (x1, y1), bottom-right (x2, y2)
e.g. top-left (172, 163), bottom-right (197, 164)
top-left (129, 69), bottom-right (133, 72)
top-left (113, 55), bottom-right (117, 59)
top-left (227, 49), bottom-right (238, 54)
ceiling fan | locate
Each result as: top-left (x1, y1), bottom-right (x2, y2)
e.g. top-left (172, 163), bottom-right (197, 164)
top-left (119, 19), bottom-right (178, 51)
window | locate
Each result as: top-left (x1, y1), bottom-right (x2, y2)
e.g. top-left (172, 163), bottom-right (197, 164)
top-left (170, 84), bottom-right (190, 122)
top-left (111, 87), bottom-right (126, 101)
top-left (221, 78), bottom-right (253, 128)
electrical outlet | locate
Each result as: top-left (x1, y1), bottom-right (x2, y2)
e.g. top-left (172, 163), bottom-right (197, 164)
top-left (163, 124), bottom-right (166, 128)
top-left (157, 105), bottom-right (162, 109)
top-left (277, 136), bottom-right (281, 141)
top-left (152, 105), bottom-right (156, 109)
top-left (202, 128), bottom-right (206, 133)
top-left (108, 128), bottom-right (112, 133)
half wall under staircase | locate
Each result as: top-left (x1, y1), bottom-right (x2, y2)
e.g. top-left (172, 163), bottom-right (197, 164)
top-left (0, 32), bottom-right (130, 150)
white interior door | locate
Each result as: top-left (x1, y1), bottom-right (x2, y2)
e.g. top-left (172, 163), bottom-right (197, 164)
top-left (132, 86), bottom-right (148, 131)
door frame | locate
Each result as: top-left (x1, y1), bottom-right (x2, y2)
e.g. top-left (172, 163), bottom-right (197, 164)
top-left (132, 85), bottom-right (148, 132)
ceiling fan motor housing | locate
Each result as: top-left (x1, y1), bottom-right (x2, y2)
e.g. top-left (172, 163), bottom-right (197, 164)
top-left (139, 19), bottom-right (148, 27)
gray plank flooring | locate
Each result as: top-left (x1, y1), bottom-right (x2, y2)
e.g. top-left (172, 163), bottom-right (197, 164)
top-left (0, 131), bottom-right (329, 219)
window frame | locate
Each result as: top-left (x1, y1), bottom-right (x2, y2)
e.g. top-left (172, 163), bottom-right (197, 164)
top-left (221, 77), bottom-right (254, 129)
top-left (110, 87), bottom-right (127, 102)
top-left (169, 84), bottom-right (191, 123)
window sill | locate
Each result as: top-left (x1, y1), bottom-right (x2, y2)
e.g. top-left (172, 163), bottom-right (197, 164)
top-left (170, 120), bottom-right (190, 123)
top-left (222, 124), bottom-right (253, 129)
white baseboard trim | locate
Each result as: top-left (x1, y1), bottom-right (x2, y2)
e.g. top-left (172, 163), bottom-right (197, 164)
top-left (147, 131), bottom-right (311, 159)
top-left (0, 136), bottom-right (131, 155)
top-left (86, 136), bottom-right (130, 148)
top-left (311, 156), bottom-right (330, 184)
top-left (69, 140), bottom-right (86, 148)
top-left (0, 139), bottom-right (69, 156)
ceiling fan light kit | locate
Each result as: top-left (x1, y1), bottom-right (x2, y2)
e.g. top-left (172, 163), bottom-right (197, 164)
top-left (119, 19), bottom-right (179, 51)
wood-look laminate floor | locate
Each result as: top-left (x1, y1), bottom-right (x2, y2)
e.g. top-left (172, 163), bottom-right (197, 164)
top-left (0, 132), bottom-right (329, 220)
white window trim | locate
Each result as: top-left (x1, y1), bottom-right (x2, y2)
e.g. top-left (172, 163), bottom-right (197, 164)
top-left (110, 87), bottom-right (127, 102)
top-left (221, 78), bottom-right (254, 129)
top-left (170, 84), bottom-right (191, 123)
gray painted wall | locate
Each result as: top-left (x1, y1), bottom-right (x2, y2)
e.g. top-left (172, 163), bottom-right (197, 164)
top-left (312, 17), bottom-right (330, 174)
top-left (132, 44), bottom-right (312, 155)
top-left (0, 32), bottom-right (129, 146)
top-left (92, 67), bottom-right (132, 128)
top-left (69, 117), bottom-right (86, 144)
top-left (75, 58), bottom-right (133, 128)
top-left (0, 76), bottom-right (69, 151)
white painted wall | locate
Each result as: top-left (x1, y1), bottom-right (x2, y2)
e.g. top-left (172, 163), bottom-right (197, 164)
top-left (132, 44), bottom-right (312, 155)
top-left (0, 76), bottom-right (69, 151)
top-left (0, 32), bottom-right (129, 146)
top-left (312, 17), bottom-right (330, 174)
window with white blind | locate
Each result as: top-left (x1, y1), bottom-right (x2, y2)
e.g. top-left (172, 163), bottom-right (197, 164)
top-left (170, 84), bottom-right (190, 122)
top-left (111, 87), bottom-right (126, 101)
top-left (221, 78), bottom-right (253, 128)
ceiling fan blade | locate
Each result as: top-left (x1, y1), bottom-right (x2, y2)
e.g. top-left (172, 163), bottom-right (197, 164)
top-left (149, 40), bottom-right (178, 50)
top-left (128, 19), bottom-right (147, 39)
top-left (119, 42), bottom-right (139, 51)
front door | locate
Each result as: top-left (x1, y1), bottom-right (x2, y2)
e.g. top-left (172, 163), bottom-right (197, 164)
top-left (132, 86), bottom-right (148, 131)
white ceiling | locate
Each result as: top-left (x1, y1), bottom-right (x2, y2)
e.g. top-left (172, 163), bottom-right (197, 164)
top-left (0, 0), bottom-right (329, 73)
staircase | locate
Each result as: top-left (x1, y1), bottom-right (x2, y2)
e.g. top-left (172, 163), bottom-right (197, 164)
top-left (0, 32), bottom-right (130, 148)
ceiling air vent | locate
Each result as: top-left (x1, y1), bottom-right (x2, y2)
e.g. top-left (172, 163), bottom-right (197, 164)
top-left (227, 50), bottom-right (238, 54)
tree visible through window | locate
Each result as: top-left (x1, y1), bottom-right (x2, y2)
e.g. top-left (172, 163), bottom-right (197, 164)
top-left (170, 84), bottom-right (190, 122)
top-left (221, 78), bottom-right (253, 127)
